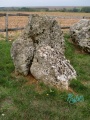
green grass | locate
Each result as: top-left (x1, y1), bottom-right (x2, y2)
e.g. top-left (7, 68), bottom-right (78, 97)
top-left (0, 34), bottom-right (90, 120)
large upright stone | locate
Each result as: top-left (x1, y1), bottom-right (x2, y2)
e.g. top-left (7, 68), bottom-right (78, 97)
top-left (11, 14), bottom-right (76, 89)
top-left (11, 14), bottom-right (64, 75)
top-left (70, 19), bottom-right (90, 53)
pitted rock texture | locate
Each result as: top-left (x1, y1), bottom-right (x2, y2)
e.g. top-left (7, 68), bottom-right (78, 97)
top-left (30, 45), bottom-right (76, 90)
top-left (11, 14), bottom-right (76, 89)
top-left (70, 19), bottom-right (90, 53)
top-left (11, 37), bottom-right (34, 75)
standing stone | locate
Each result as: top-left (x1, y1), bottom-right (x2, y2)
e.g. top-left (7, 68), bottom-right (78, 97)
top-left (11, 14), bottom-right (76, 89)
top-left (70, 19), bottom-right (90, 53)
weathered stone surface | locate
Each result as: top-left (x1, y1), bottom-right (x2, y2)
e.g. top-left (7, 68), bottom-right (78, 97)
top-left (30, 45), bottom-right (76, 90)
top-left (11, 14), bottom-right (64, 75)
top-left (70, 19), bottom-right (90, 53)
top-left (11, 37), bottom-right (34, 75)
top-left (11, 14), bottom-right (76, 89)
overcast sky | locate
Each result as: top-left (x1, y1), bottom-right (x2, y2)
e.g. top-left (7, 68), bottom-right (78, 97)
top-left (0, 0), bottom-right (90, 7)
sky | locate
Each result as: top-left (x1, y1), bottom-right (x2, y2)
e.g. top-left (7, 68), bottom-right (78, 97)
top-left (0, 0), bottom-right (90, 7)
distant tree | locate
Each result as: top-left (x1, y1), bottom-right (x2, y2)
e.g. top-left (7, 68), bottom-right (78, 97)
top-left (81, 7), bottom-right (90, 13)
top-left (72, 7), bottom-right (79, 12)
top-left (61, 8), bottom-right (67, 12)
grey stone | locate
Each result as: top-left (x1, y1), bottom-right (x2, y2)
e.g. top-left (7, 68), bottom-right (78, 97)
top-left (11, 14), bottom-right (76, 89)
top-left (11, 37), bottom-right (34, 75)
top-left (70, 19), bottom-right (90, 53)
top-left (30, 45), bottom-right (76, 90)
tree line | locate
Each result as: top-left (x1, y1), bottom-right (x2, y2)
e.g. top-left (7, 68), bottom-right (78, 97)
top-left (60, 7), bottom-right (90, 13)
top-left (0, 7), bottom-right (90, 13)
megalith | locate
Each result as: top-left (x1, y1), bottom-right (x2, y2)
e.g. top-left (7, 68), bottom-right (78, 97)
top-left (11, 14), bottom-right (76, 89)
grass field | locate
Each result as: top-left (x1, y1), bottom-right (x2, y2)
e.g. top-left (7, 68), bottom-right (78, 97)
top-left (0, 34), bottom-right (90, 120)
